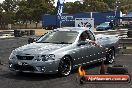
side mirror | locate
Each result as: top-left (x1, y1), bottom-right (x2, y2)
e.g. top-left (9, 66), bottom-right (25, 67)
top-left (77, 41), bottom-right (87, 46)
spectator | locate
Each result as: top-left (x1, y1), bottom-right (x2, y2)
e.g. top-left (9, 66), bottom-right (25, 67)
top-left (109, 21), bottom-right (114, 29)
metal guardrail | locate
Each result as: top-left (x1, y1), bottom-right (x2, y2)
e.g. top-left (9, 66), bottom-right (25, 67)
top-left (119, 38), bottom-right (132, 44)
top-left (119, 38), bottom-right (132, 54)
top-left (94, 29), bottom-right (128, 37)
top-left (94, 29), bottom-right (132, 54)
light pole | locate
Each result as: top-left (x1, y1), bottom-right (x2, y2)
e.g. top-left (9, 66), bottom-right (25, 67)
top-left (114, 0), bottom-right (120, 25)
top-left (115, 0), bottom-right (120, 17)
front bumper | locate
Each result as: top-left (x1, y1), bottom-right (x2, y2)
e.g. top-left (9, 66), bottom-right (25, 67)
top-left (96, 28), bottom-right (106, 31)
top-left (9, 59), bottom-right (60, 74)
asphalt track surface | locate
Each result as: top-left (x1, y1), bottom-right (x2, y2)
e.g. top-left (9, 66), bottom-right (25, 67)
top-left (0, 37), bottom-right (132, 88)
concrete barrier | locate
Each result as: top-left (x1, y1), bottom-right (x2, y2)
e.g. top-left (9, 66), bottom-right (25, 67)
top-left (0, 34), bottom-right (14, 39)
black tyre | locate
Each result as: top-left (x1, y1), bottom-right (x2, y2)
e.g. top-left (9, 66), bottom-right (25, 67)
top-left (15, 71), bottom-right (24, 75)
top-left (107, 65), bottom-right (128, 74)
top-left (58, 56), bottom-right (72, 76)
top-left (105, 48), bottom-right (115, 64)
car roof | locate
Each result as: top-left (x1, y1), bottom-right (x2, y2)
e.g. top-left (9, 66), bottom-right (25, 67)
top-left (54, 27), bottom-right (92, 33)
top-left (104, 22), bottom-right (110, 23)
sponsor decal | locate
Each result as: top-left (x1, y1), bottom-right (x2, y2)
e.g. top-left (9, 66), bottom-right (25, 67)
top-left (77, 66), bottom-right (130, 84)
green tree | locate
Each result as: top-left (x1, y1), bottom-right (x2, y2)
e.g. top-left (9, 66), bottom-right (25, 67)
top-left (64, 1), bottom-right (84, 13)
top-left (120, 4), bottom-right (132, 13)
top-left (0, 4), bottom-right (3, 29)
top-left (102, 0), bottom-right (115, 10)
top-left (1, 0), bottom-right (18, 25)
top-left (15, 0), bottom-right (55, 28)
top-left (119, 0), bottom-right (132, 13)
top-left (31, 0), bottom-right (55, 28)
top-left (82, 0), bottom-right (109, 12)
top-left (2, 0), bottom-right (18, 12)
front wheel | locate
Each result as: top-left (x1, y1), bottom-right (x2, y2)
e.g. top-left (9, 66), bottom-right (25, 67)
top-left (105, 49), bottom-right (115, 64)
top-left (58, 56), bottom-right (72, 76)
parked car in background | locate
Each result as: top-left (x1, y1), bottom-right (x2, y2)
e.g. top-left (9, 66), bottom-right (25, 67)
top-left (96, 22), bottom-right (114, 31)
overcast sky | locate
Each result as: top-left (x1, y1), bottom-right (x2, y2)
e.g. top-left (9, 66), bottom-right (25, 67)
top-left (0, 0), bottom-right (3, 3)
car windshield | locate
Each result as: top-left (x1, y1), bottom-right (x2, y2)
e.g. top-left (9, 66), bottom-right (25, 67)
top-left (99, 23), bottom-right (109, 27)
top-left (36, 31), bottom-right (79, 44)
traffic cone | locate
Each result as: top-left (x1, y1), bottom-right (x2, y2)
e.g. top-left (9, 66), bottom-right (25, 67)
top-left (100, 60), bottom-right (105, 74)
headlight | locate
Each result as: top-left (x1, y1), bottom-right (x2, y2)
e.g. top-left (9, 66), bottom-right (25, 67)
top-left (9, 50), bottom-right (17, 60)
top-left (41, 54), bottom-right (55, 61)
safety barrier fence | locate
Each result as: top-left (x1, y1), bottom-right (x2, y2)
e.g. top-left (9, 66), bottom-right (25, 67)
top-left (95, 29), bottom-right (132, 54)
top-left (0, 29), bottom-right (35, 38)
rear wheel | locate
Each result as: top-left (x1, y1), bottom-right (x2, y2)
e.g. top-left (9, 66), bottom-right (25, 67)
top-left (105, 48), bottom-right (115, 64)
top-left (58, 56), bottom-right (72, 76)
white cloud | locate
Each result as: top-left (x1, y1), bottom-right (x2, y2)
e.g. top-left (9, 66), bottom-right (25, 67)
top-left (0, 0), bottom-right (4, 3)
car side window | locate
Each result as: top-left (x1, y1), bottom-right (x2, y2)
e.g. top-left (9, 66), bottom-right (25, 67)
top-left (79, 31), bottom-right (90, 41)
